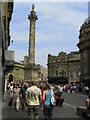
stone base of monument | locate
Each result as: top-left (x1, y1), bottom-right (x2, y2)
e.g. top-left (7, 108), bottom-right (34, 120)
top-left (77, 106), bottom-right (90, 117)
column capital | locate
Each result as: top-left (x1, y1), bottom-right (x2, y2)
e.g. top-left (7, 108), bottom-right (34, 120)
top-left (28, 4), bottom-right (38, 21)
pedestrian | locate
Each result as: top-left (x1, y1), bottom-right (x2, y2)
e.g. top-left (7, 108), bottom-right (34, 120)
top-left (41, 83), bottom-right (46, 98)
top-left (73, 84), bottom-right (76, 93)
top-left (41, 83), bottom-right (46, 109)
top-left (20, 83), bottom-right (27, 111)
top-left (58, 84), bottom-right (63, 96)
top-left (25, 81), bottom-right (42, 120)
top-left (86, 93), bottom-right (90, 109)
top-left (65, 84), bottom-right (68, 92)
top-left (10, 83), bottom-right (14, 95)
top-left (9, 83), bottom-right (14, 103)
top-left (86, 86), bottom-right (89, 95)
top-left (12, 83), bottom-right (20, 112)
top-left (43, 83), bottom-right (53, 120)
top-left (7, 82), bottom-right (10, 90)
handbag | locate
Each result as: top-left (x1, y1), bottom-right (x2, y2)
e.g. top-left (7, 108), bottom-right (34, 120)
top-left (8, 100), bottom-right (12, 106)
top-left (51, 89), bottom-right (56, 106)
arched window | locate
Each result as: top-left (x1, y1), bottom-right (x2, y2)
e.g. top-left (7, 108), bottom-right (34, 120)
top-left (9, 74), bottom-right (13, 83)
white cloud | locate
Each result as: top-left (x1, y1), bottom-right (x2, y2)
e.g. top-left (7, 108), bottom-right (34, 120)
top-left (36, 3), bottom-right (87, 28)
top-left (14, 49), bottom-right (27, 62)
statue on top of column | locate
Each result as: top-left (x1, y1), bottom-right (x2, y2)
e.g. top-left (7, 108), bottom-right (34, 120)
top-left (32, 4), bottom-right (35, 11)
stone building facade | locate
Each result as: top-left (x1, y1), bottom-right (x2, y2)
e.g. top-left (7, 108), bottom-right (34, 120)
top-left (0, 2), bottom-right (3, 101)
top-left (1, 1), bottom-right (14, 50)
top-left (5, 50), bottom-right (25, 84)
top-left (40, 65), bottom-right (48, 82)
top-left (0, 0), bottom-right (14, 96)
top-left (67, 51), bottom-right (80, 83)
top-left (48, 51), bottom-right (80, 84)
top-left (5, 62), bottom-right (25, 83)
top-left (77, 16), bottom-right (90, 88)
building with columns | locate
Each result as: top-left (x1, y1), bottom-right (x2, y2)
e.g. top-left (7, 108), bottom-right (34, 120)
top-left (5, 50), bottom-right (25, 88)
top-left (77, 16), bottom-right (90, 88)
top-left (67, 51), bottom-right (80, 84)
top-left (48, 51), bottom-right (80, 85)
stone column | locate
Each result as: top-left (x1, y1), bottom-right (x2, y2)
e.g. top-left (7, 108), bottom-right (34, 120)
top-left (28, 4), bottom-right (38, 64)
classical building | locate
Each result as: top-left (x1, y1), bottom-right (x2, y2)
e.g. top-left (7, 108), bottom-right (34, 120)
top-left (0, 1), bottom-right (3, 99)
top-left (67, 51), bottom-right (80, 84)
top-left (77, 16), bottom-right (90, 88)
top-left (48, 52), bottom-right (68, 84)
top-left (48, 51), bottom-right (80, 84)
top-left (0, 0), bottom-right (14, 96)
top-left (5, 50), bottom-right (25, 85)
top-left (5, 62), bottom-right (25, 84)
top-left (24, 4), bottom-right (41, 83)
top-left (1, 1), bottom-right (14, 50)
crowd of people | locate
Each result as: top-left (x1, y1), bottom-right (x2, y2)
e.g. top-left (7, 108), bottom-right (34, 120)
top-left (7, 81), bottom-right (56, 119)
top-left (7, 81), bottom-right (90, 119)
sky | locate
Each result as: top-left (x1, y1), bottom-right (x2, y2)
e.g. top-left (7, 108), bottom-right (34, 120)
top-left (9, 0), bottom-right (89, 68)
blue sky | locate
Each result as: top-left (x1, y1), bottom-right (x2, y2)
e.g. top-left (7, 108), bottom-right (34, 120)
top-left (9, 1), bottom-right (89, 68)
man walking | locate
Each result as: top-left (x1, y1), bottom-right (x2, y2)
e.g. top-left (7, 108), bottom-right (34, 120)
top-left (20, 83), bottom-right (27, 111)
top-left (25, 81), bottom-right (42, 120)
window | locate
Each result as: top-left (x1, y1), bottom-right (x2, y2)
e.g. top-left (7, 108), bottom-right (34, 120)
top-left (56, 70), bottom-right (58, 76)
top-left (76, 72), bottom-right (78, 78)
top-left (70, 72), bottom-right (73, 78)
top-left (56, 64), bottom-right (58, 69)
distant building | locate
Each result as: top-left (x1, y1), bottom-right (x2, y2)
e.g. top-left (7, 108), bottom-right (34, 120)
top-left (40, 65), bottom-right (48, 82)
top-left (77, 16), bottom-right (90, 88)
top-left (67, 51), bottom-right (80, 84)
top-left (48, 52), bottom-right (68, 84)
top-left (48, 51), bottom-right (80, 84)
top-left (5, 50), bottom-right (25, 84)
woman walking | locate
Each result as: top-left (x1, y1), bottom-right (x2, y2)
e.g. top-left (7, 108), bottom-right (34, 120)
top-left (43, 83), bottom-right (53, 120)
top-left (12, 84), bottom-right (20, 112)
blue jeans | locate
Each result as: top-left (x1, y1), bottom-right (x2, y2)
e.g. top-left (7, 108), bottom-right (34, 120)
top-left (43, 105), bottom-right (53, 120)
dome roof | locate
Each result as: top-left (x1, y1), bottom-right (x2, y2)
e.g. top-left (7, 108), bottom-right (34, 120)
top-left (82, 16), bottom-right (90, 26)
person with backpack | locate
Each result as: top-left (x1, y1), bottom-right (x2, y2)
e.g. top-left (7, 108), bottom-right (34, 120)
top-left (43, 83), bottom-right (53, 120)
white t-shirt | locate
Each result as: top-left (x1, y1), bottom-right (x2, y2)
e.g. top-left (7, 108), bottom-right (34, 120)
top-left (10, 86), bottom-right (13, 91)
top-left (26, 86), bottom-right (42, 105)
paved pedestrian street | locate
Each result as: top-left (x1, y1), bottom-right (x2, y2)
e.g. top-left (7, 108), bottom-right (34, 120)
top-left (1, 92), bottom-right (88, 119)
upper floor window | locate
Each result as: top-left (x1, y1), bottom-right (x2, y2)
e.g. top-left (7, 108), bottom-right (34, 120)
top-left (70, 72), bottom-right (73, 78)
